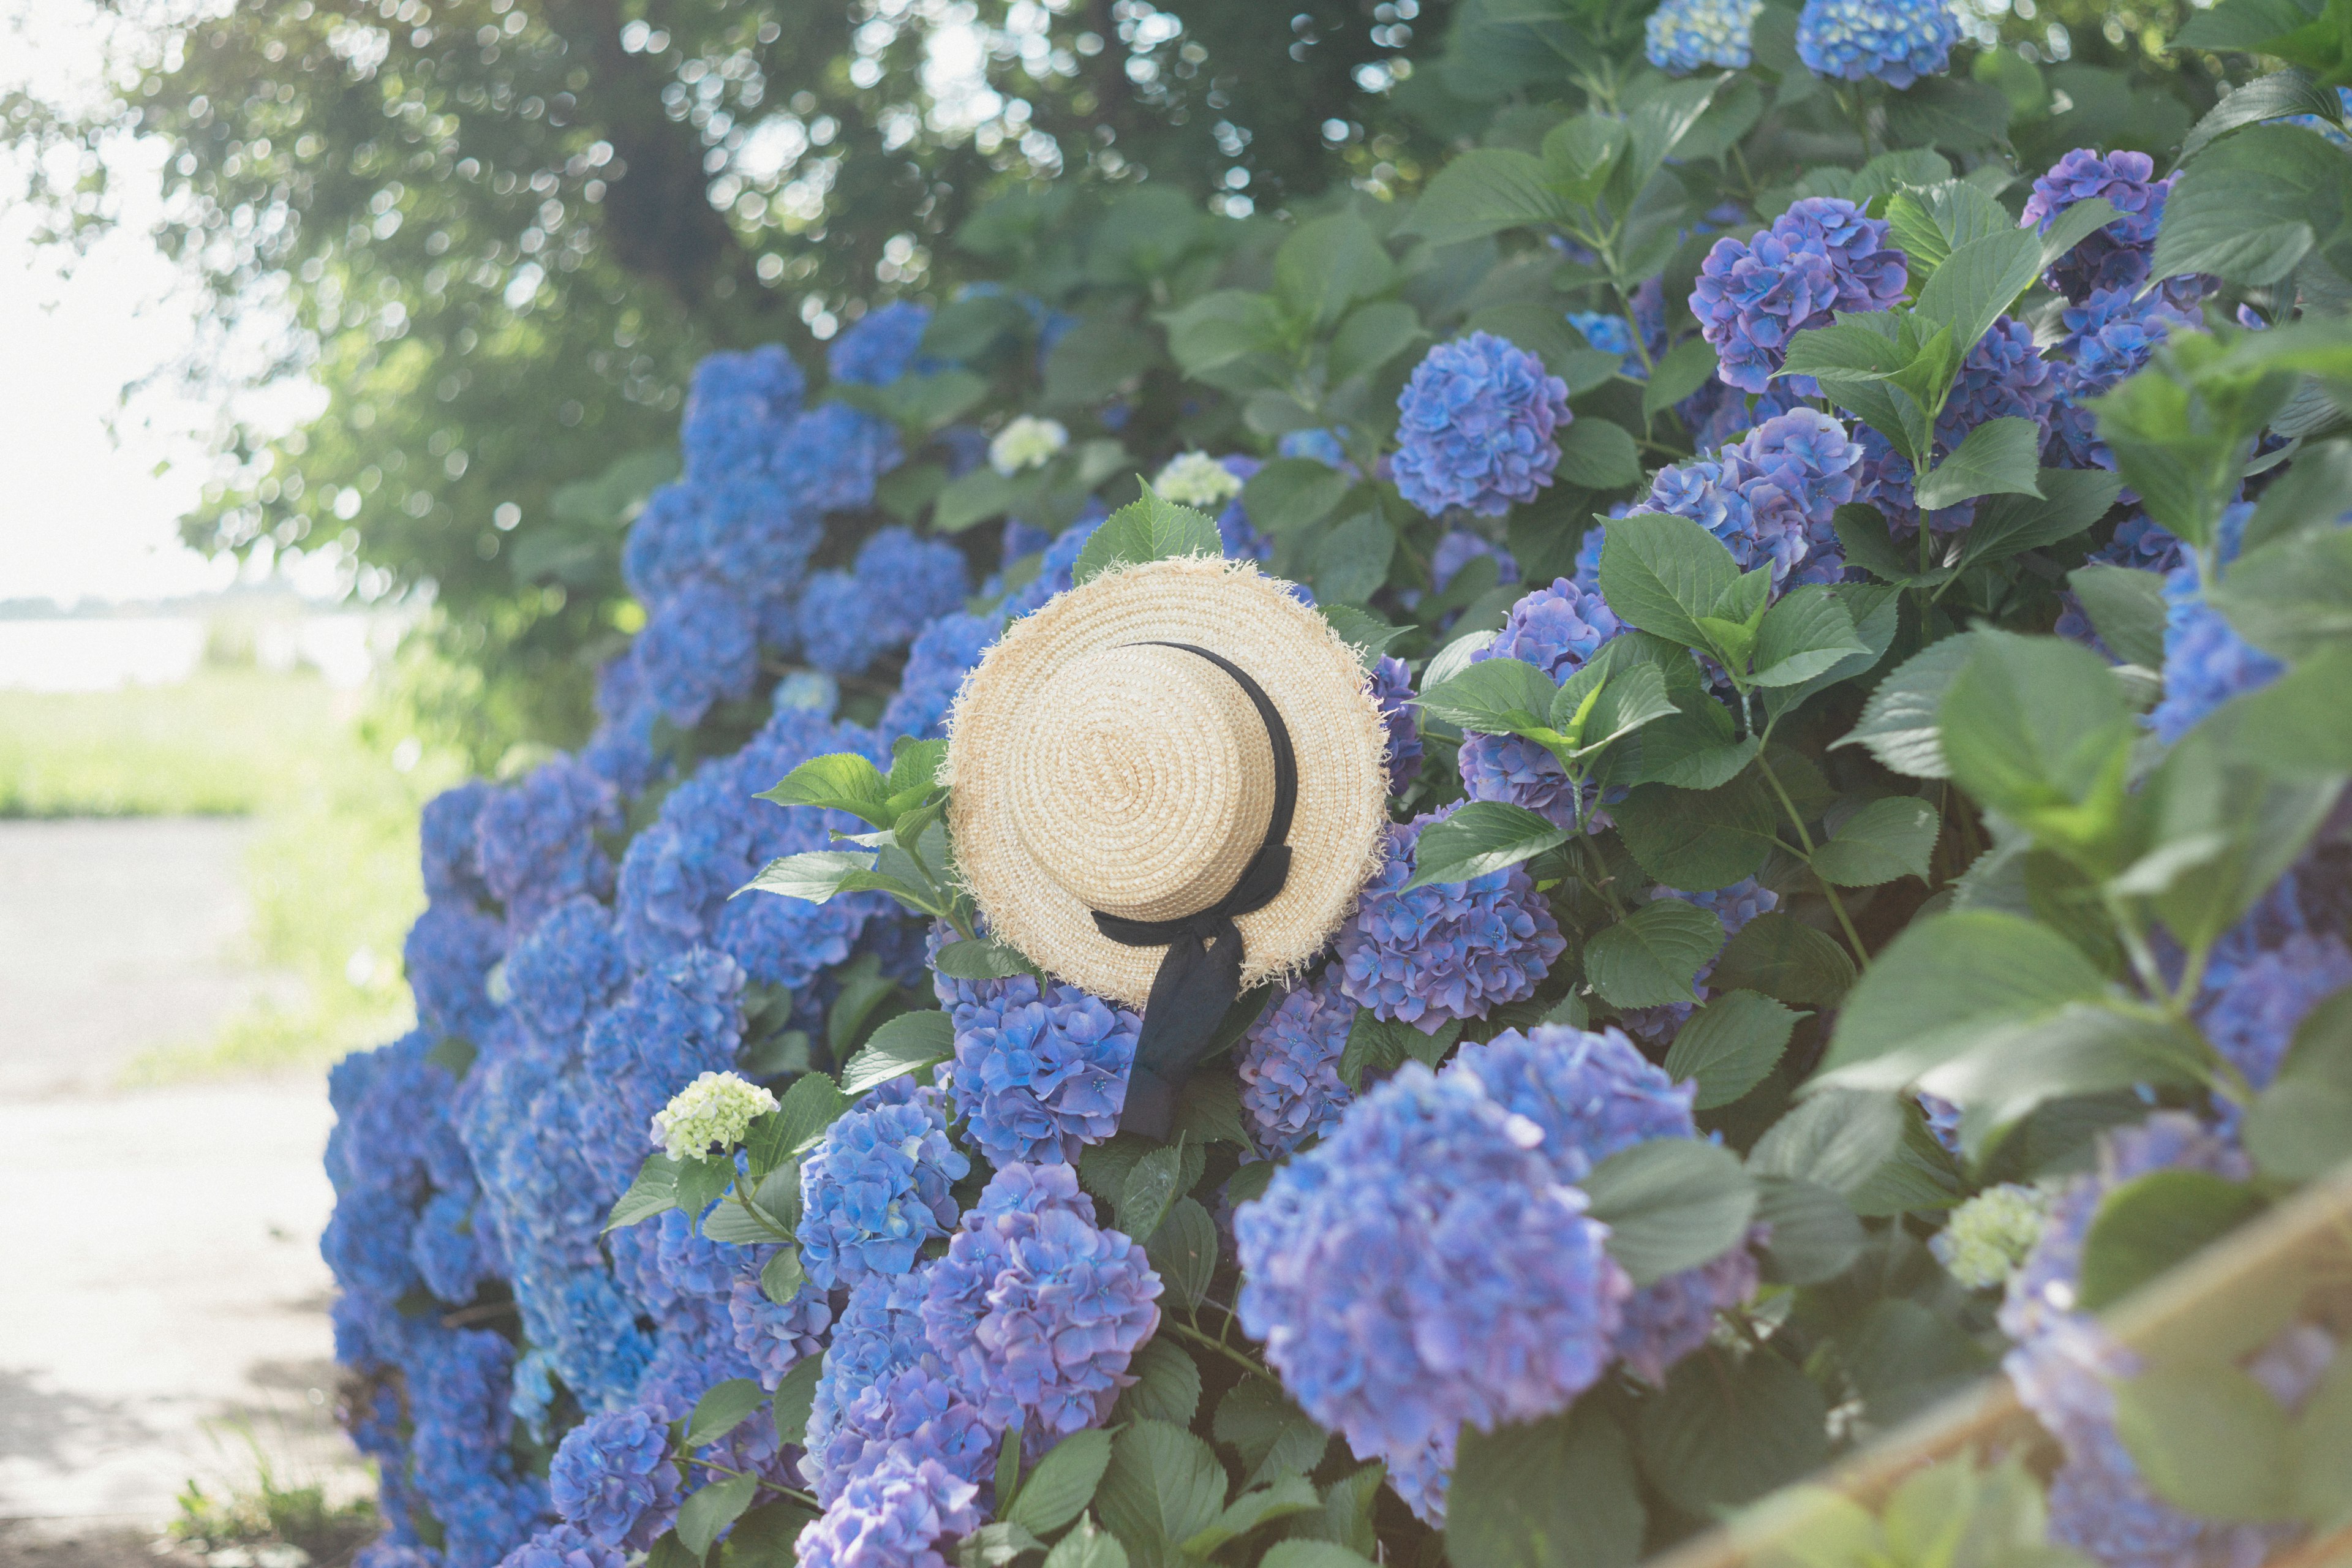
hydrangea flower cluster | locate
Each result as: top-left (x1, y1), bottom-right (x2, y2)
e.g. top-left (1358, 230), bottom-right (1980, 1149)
top-left (1692, 199), bottom-right (1905, 394)
top-left (1631, 407), bottom-right (1863, 586)
top-left (1336, 809), bottom-right (1567, 1033)
top-left (831, 301), bottom-right (937, 386)
top-left (799, 1079), bottom-right (971, 1287)
top-left (1152, 450), bottom-right (1246, 509)
top-left (1236, 966), bottom-right (1358, 1156)
top-left (1794, 0), bottom-right (1958, 86)
top-left (2021, 149), bottom-right (2176, 303)
top-left (1456, 575), bottom-right (1625, 829)
top-left (1392, 333), bottom-right (1573, 518)
top-left (2045, 286), bottom-right (2204, 472)
top-left (1646, 0), bottom-right (1763, 72)
top-left (990, 415), bottom-right (1068, 474)
top-left (796, 1457), bottom-right (982, 1568)
top-left (1369, 654), bottom-right (1424, 794)
top-left (1931, 1183), bottom-right (2054, 1290)
top-left (649, 1070), bottom-right (778, 1163)
top-left (547, 1408), bottom-right (682, 1550)
top-left (796, 526), bottom-right (971, 677)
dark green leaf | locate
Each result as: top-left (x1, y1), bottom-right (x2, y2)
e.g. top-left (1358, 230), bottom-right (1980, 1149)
top-left (1261, 1545), bottom-right (1378, 1568)
top-left (2244, 1077), bottom-right (2352, 1181)
top-left (1835, 500), bottom-right (1954, 588)
top-left (1836, 633), bottom-right (1978, 778)
top-left (1329, 300), bottom-right (1427, 386)
top-left (685, 1379), bottom-right (769, 1450)
top-left (2182, 70), bottom-right (2346, 163)
top-left (1599, 511), bottom-right (1741, 649)
top-left (1145, 1197), bottom-right (1219, 1311)
top-left (2208, 523), bottom-right (2352, 660)
top-left (1321, 604), bottom-right (1406, 668)
top-left (721, 1499), bottom-right (820, 1568)
top-left (2153, 126), bottom-right (2343, 286)
top-left (1273, 214), bottom-right (1396, 331)
top-left (1555, 420), bottom-right (1643, 489)
top-left (1095, 1419), bottom-right (1229, 1568)
top-left (1042, 1519), bottom-right (1129, 1568)
top-left (1241, 458), bottom-right (1354, 538)
top-left (1912, 230), bottom-right (2045, 356)
top-left (1749, 1089), bottom-right (1908, 1197)
top-left (2293, 1355), bottom-right (2352, 1527)
top-left (1634, 1352), bottom-right (1828, 1517)
top-left (674, 1158), bottom-right (733, 1226)
top-left (933, 937), bottom-right (1036, 981)
top-left (1820, 911), bottom-right (2110, 1081)
top-left (1076, 489), bottom-right (1223, 584)
top-left (676, 1474), bottom-right (760, 1561)
top-left (2032, 196), bottom-right (2125, 275)
top-left (1009, 1429), bottom-right (1115, 1536)
top-left (1214, 1379), bottom-right (1329, 1488)
top-left (645, 1534), bottom-right (699, 1568)
top-left (772, 1355), bottom-right (823, 1447)
top-left (1664, 990), bottom-right (1803, 1109)
top-left (1582, 1137), bottom-right (1757, 1286)
top-left (760, 1246), bottom-right (807, 1307)
top-left (1645, 337), bottom-right (1721, 421)
top-left (1812, 795), bottom-right (1941, 887)
top-left (1119, 1139), bottom-right (1190, 1243)
top-left (1750, 586), bottom-right (1869, 688)
top-left (2070, 563), bottom-right (2168, 668)
top-left (933, 466), bottom-right (1030, 533)
top-left (1398, 148), bottom-right (1573, 244)
top-left (1937, 629), bottom-right (2135, 824)
top-left (1401, 801), bottom-right (1571, 891)
top-left (1752, 1176), bottom-right (1867, 1285)
top-left (841, 1009), bottom-right (954, 1095)
top-left (1845, 1298), bottom-right (1996, 1426)
top-left (1111, 1340), bottom-right (1203, 1429)
top-left (607, 1153), bottom-right (681, 1232)
top-left (2170, 0), bottom-right (2321, 53)
top-left (1414, 657), bottom-right (1559, 738)
top-left (2114, 1364), bottom-right (2296, 1523)
top-left (1611, 774), bottom-right (1782, 891)
top-left (1913, 418), bottom-right (2045, 513)
top-left (1311, 513), bottom-right (1398, 607)
top-left (1958, 468), bottom-right (2124, 572)
top-left (772, 1071), bottom-right (850, 1158)
top-left (1584, 898), bottom-right (1728, 1008)
top-left (1709, 913), bottom-right (1857, 1007)
top-left (1446, 1403), bottom-right (1644, 1568)
top-left (1174, 1069), bottom-right (1254, 1149)
top-left (1181, 1477), bottom-right (1323, 1558)
top-left (2077, 1169), bottom-right (2266, 1311)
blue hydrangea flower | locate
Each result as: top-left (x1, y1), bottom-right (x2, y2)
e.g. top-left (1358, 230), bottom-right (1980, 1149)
top-left (1693, 201), bottom-right (1904, 394)
top-left (1000, 512), bottom-right (1106, 619)
top-left (2150, 564), bottom-right (2285, 743)
top-left (832, 301), bottom-right (936, 386)
top-left (2197, 933), bottom-right (2352, 1093)
top-left (919, 1163), bottom-right (1162, 1445)
top-left (1238, 967), bottom-right (1358, 1156)
top-left (412, 1191), bottom-right (492, 1303)
top-left (1278, 427), bottom-right (1351, 467)
top-left (799, 1082), bottom-right (971, 1287)
top-left (1483, 575), bottom-right (1623, 679)
top-left (325, 1185), bottom-right (423, 1301)
top-left (1794, 0), bottom-right (1958, 87)
top-left (1368, 655), bottom-right (1423, 794)
top-left (727, 1274), bottom-right (832, 1392)
top-left (476, 760), bottom-right (622, 938)
top-left (421, 782), bottom-right (492, 905)
top-left (1647, 0), bottom-right (1764, 72)
top-left (1634, 408), bottom-right (1861, 586)
top-left (682, 345), bottom-right (805, 481)
top-left (1234, 1061), bottom-right (1627, 1526)
top-left (405, 902), bottom-right (505, 1043)
top-left (633, 582), bottom-right (761, 727)
top-left (497, 1525), bottom-right (626, 1568)
top-left (778, 403), bottom-right (904, 519)
top-left (795, 1455), bottom-right (982, 1568)
top-left (799, 527), bottom-right (971, 677)
top-left (1392, 333), bottom-right (1574, 518)
top-left (1335, 810), bottom-right (1567, 1034)
top-left (1613, 1244), bottom-right (1760, 1384)
top-left (930, 925), bottom-right (1139, 1165)
top-left (548, 1407), bottom-right (682, 1550)
top-left (812, 1358), bottom-right (997, 1506)
top-left (2022, 149), bottom-right (2175, 303)
top-left (1457, 732), bottom-right (1603, 834)
top-left (2046, 287), bottom-right (2204, 472)
top-left (506, 897), bottom-right (631, 1044)
top-left (808, 1266), bottom-right (946, 1498)
top-left (882, 612), bottom-right (998, 741)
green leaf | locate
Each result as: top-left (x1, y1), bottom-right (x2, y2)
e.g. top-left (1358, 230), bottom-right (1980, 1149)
top-left (2069, 563), bottom-right (2168, 668)
top-left (1750, 586), bottom-right (1869, 688)
top-left (1836, 633), bottom-right (1978, 778)
top-left (1958, 468), bottom-right (2124, 572)
top-left (1471, 303), bottom-right (1624, 392)
top-left (675, 1473), bottom-right (760, 1562)
top-left (2207, 522), bottom-right (2352, 660)
top-left (2153, 126), bottom-right (2343, 287)
top-left (1845, 1298), bottom-right (1996, 1427)
top-left (722, 1499), bottom-right (821, 1567)
top-left (685, 1378), bottom-right (769, 1450)
top-left (1446, 1403), bottom-right (1644, 1568)
top-left (1311, 512), bottom-right (1398, 607)
top-left (1042, 1518), bottom-right (1129, 1568)
top-left (1182, 1477), bottom-right (1323, 1558)
top-left (1752, 1176), bottom-right (1867, 1285)
top-left (1145, 1197), bottom-right (1218, 1311)
top-left (1645, 337), bottom-right (1721, 421)
top-left (1007, 1429), bottom-right (1114, 1536)
top-left (1338, 1010), bottom-right (1458, 1090)
top-left (2170, 0), bottom-right (2321, 53)
top-left (1397, 148), bottom-right (1573, 244)
top-left (772, 1071), bottom-right (850, 1158)
top-left (1320, 604), bottom-right (1406, 669)
top-left (932, 466), bottom-right (1030, 533)
top-left (1328, 300), bottom-right (1426, 386)
top-left (1611, 774), bottom-right (1782, 891)
top-left (755, 752), bottom-right (894, 826)
top-left (1570, 663), bottom-right (1681, 754)
top-left (1240, 458), bottom-right (1353, 538)
top-left (1709, 913), bottom-right (1857, 1007)
top-left (1937, 630), bottom-right (2134, 835)
top-left (1812, 795), bottom-right (1940, 887)
top-left (1159, 289), bottom-right (1286, 380)
top-left (1585, 899), bottom-right (1728, 1009)
top-left (1214, 1379), bottom-right (1329, 1488)
top-left (674, 1157), bottom-right (733, 1225)
top-left (703, 1193), bottom-right (793, 1246)
top-left (2212, 641), bottom-right (2352, 779)
top-left (1076, 489), bottom-right (1223, 584)
top-left (2032, 196), bottom-right (2124, 276)
top-left (2293, 1353), bottom-right (2352, 1527)
top-left (1096, 1419), bottom-right (1229, 1568)
top-left (1554, 420), bottom-right (1643, 489)
top-left (1912, 230), bottom-right (2045, 358)
top-left (645, 1534), bottom-right (699, 1568)
top-left (772, 1355), bottom-right (823, 1447)
top-left (2183, 70), bottom-right (2346, 162)
top-left (1634, 1353), bottom-right (1828, 1518)
top-left (933, 937), bottom-right (1035, 981)
top-left (1664, 990), bottom-right (1804, 1109)
top-left (1749, 1089), bottom-right (1908, 1198)
top-left (739, 849), bottom-right (888, 905)
top-left (1600, 511), bottom-right (1741, 649)
top-left (1819, 911), bottom-right (2110, 1080)
top-left (1582, 1137), bottom-right (1757, 1286)
top-left (760, 1246), bottom-right (807, 1307)
top-left (1886, 178), bottom-right (2016, 281)
top-left (2114, 1364), bottom-right (2296, 1523)
top-left (606, 1153), bottom-right (681, 1232)
top-left (1273, 214), bottom-right (1396, 331)
top-left (1111, 1341), bottom-right (1203, 1431)
top-left (840, 1009), bottom-right (953, 1095)
top-left (2077, 1169), bottom-right (2266, 1312)
top-left (1174, 1068), bottom-right (1254, 1150)
top-left (1912, 417), bottom-right (2045, 513)
top-left (1119, 1137), bottom-right (1191, 1243)
top-left (1401, 802), bottom-right (1571, 891)
top-left (1414, 657), bottom-right (1560, 738)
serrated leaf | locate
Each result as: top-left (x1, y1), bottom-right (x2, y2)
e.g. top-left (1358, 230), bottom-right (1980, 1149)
top-left (606, 1154), bottom-right (682, 1232)
top-left (1075, 489), bottom-right (1223, 584)
top-left (1401, 802), bottom-right (1571, 891)
top-left (1447, 1403), bottom-right (1643, 1568)
top-left (1397, 148), bottom-right (1574, 244)
top-left (1096, 1419), bottom-right (1228, 1568)
top-left (1750, 586), bottom-right (1869, 688)
top-left (1635, 1352), bottom-right (1827, 1517)
top-left (1709, 912), bottom-right (1856, 1006)
top-left (1611, 774), bottom-right (1782, 891)
top-left (1912, 229), bottom-right (2045, 356)
top-left (772, 1354), bottom-right (824, 1446)
top-left (1555, 419), bottom-right (1643, 489)
top-left (761, 1246), bottom-right (807, 1306)
top-left (1645, 337), bottom-right (1721, 420)
top-left (773, 1071), bottom-right (850, 1157)
top-left (1600, 511), bottom-right (1741, 649)
top-left (1415, 656), bottom-right (1559, 738)
top-left (1181, 1476), bottom-right (1322, 1557)
top-left (841, 1009), bottom-right (954, 1095)
top-left (738, 849), bottom-right (885, 905)
top-left (1811, 795), bottom-right (1941, 887)
top-left (755, 752), bottom-right (894, 826)
top-left (1585, 899), bottom-right (1728, 1008)
top-left (1582, 1137), bottom-right (1757, 1286)
top-left (1214, 1379), bottom-right (1329, 1488)
top-left (1912, 417), bottom-right (2045, 513)
top-left (933, 937), bottom-right (1035, 981)
top-left (1664, 990), bottom-right (1803, 1109)
top-left (1009, 1430), bottom-right (1116, 1537)
top-left (1145, 1197), bottom-right (1218, 1311)
top-left (1834, 633), bottom-right (1979, 778)
top-left (1958, 468), bottom-right (2122, 573)
top-left (685, 1378), bottom-right (769, 1450)
top-left (1118, 1137), bottom-right (1190, 1243)
top-left (1112, 1340), bottom-right (1203, 1430)
top-left (1321, 603), bottom-right (1406, 668)
top-left (1043, 1518), bottom-right (1129, 1568)
top-left (1752, 1176), bottom-right (1866, 1286)
top-left (675, 1472), bottom-right (760, 1561)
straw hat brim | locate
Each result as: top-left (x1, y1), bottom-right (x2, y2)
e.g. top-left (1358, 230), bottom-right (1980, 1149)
top-left (944, 555), bottom-right (1392, 1009)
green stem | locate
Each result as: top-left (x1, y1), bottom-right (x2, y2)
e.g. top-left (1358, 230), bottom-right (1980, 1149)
top-left (684, 1456), bottom-right (820, 1510)
top-left (1754, 750), bottom-right (1871, 968)
top-left (1165, 1316), bottom-right (1270, 1378)
top-left (728, 1173), bottom-right (797, 1243)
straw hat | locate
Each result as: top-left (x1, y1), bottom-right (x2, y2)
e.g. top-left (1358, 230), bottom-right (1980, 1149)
top-left (944, 555), bottom-right (1390, 1126)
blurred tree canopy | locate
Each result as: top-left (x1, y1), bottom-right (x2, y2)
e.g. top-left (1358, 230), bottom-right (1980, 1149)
top-left (6, 0), bottom-right (1443, 749)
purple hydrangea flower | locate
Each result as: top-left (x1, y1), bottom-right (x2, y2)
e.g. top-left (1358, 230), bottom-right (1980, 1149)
top-left (1430, 527), bottom-right (1521, 595)
top-left (1237, 967), bottom-right (1359, 1156)
top-left (794, 1455), bottom-right (982, 1568)
top-left (815, 1362), bottom-right (998, 1505)
top-left (930, 925), bottom-right (1139, 1165)
top-left (777, 402), bottom-right (903, 519)
top-left (1234, 1060), bottom-right (1627, 1526)
top-left (1481, 575), bottom-right (1624, 679)
top-left (1336, 809), bottom-right (1568, 1033)
top-left (497, 1526), bottom-right (625, 1568)
top-left (799, 1081), bottom-right (971, 1287)
top-left (2046, 287), bottom-right (2205, 472)
top-left (1392, 333), bottom-right (1574, 518)
top-left (1693, 201), bottom-right (1904, 394)
top-left (729, 1275), bottom-right (834, 1392)
top-left (1615, 879), bottom-right (1781, 1046)
top-left (1369, 655), bottom-right (1423, 794)
top-left (2022, 149), bottom-right (2174, 303)
top-left (548, 1408), bottom-right (682, 1551)
top-left (1634, 409), bottom-right (1861, 586)
top-left (1795, 0), bottom-right (1958, 87)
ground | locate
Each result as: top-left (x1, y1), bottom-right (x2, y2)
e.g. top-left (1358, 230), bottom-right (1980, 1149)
top-left (0, 818), bottom-right (374, 1561)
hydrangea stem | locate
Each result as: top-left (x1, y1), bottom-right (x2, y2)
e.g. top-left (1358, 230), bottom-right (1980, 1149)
top-left (1754, 750), bottom-right (1871, 967)
top-left (1166, 1314), bottom-right (1271, 1378)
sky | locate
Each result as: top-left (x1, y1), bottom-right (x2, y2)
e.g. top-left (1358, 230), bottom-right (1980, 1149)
top-left (0, 0), bottom-right (322, 606)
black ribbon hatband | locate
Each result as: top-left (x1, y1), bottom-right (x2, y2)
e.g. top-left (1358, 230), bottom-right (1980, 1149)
top-left (1092, 641), bottom-right (1297, 1139)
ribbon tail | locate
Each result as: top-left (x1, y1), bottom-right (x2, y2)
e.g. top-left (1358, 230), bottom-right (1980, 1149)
top-left (1115, 919), bottom-right (1245, 1139)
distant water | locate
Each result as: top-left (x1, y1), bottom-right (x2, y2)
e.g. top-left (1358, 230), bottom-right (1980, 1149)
top-left (0, 614), bottom-right (389, 692)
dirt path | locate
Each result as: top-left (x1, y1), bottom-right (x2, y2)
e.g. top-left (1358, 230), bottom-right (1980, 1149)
top-left (0, 820), bottom-right (370, 1542)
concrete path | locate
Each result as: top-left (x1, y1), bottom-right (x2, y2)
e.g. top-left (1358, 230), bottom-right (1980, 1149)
top-left (0, 820), bottom-right (370, 1536)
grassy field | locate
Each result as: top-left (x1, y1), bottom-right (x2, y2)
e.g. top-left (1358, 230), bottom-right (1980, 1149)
top-left (1, 665), bottom-right (465, 1080)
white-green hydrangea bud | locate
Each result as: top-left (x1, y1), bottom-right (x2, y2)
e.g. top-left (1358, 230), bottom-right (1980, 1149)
top-left (1931, 1183), bottom-right (2053, 1290)
top-left (650, 1071), bottom-right (778, 1163)
top-left (1152, 451), bottom-right (1243, 510)
top-left (989, 415), bottom-right (1069, 475)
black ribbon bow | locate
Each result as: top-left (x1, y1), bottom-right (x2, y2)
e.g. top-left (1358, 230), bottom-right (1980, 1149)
top-left (1091, 642), bottom-right (1297, 1139)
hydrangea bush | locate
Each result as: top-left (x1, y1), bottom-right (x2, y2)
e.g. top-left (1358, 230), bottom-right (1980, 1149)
top-left (323, 7), bottom-right (2352, 1567)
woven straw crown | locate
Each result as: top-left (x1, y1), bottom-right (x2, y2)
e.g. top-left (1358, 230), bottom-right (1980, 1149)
top-left (946, 554), bottom-right (1392, 1008)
